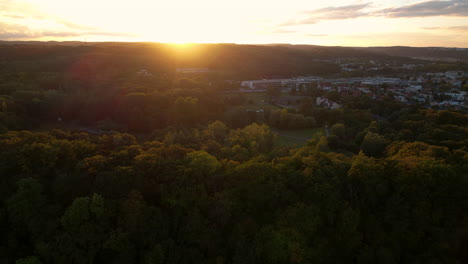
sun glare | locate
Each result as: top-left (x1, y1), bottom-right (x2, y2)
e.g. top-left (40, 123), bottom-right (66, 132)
top-left (1, 0), bottom-right (467, 47)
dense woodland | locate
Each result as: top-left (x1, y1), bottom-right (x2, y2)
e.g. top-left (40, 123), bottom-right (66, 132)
top-left (0, 43), bottom-right (467, 264)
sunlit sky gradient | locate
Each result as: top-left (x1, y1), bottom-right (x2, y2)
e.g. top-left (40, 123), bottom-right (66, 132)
top-left (0, 0), bottom-right (467, 47)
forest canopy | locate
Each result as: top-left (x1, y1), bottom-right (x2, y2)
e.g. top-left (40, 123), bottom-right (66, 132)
top-left (0, 42), bottom-right (467, 264)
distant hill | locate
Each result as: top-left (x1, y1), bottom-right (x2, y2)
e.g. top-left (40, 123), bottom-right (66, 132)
top-left (268, 44), bottom-right (468, 63)
top-left (2, 41), bottom-right (466, 61)
top-left (0, 42), bottom-right (368, 79)
top-left (362, 46), bottom-right (468, 62)
top-left (0, 42), bottom-right (466, 80)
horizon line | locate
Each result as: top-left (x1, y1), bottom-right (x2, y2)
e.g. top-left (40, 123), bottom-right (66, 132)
top-left (0, 40), bottom-right (467, 49)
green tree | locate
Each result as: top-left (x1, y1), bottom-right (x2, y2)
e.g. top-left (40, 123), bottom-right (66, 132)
top-left (143, 244), bottom-right (165, 264)
top-left (187, 150), bottom-right (221, 175)
top-left (173, 97), bottom-right (200, 126)
top-left (361, 132), bottom-right (388, 157)
top-left (15, 256), bottom-right (42, 264)
top-left (228, 123), bottom-right (276, 155)
top-left (7, 178), bottom-right (47, 236)
top-left (205, 120), bottom-right (229, 142)
top-left (331, 123), bottom-right (345, 139)
top-left (59, 194), bottom-right (109, 264)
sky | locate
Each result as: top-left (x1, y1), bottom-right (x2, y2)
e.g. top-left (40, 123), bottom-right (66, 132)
top-left (0, 0), bottom-right (467, 47)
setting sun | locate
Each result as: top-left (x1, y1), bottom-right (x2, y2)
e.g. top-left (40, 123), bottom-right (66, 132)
top-left (0, 0), bottom-right (467, 47)
top-left (1, 0), bottom-right (467, 263)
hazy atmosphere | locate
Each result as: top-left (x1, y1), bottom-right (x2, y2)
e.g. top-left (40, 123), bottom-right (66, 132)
top-left (1, 0), bottom-right (467, 47)
top-left (1, 1), bottom-right (467, 264)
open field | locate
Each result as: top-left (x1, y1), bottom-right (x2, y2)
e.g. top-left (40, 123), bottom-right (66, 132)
top-left (225, 92), bottom-right (311, 112)
top-left (274, 127), bottom-right (325, 147)
top-left (225, 92), bottom-right (282, 111)
top-left (242, 92), bottom-right (278, 110)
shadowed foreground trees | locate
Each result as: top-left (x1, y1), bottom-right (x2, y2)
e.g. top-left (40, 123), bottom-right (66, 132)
top-left (0, 119), bottom-right (467, 264)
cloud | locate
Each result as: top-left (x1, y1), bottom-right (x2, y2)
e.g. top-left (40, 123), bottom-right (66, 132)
top-left (0, 0), bottom-right (47, 20)
top-left (57, 20), bottom-right (99, 31)
top-left (0, 22), bottom-right (137, 40)
top-left (269, 28), bottom-right (328, 36)
top-left (278, 0), bottom-right (468, 29)
top-left (0, 0), bottom-right (99, 33)
top-left (422, 25), bottom-right (468, 31)
top-left (306, 34), bottom-right (328, 37)
top-left (272, 29), bottom-right (297, 33)
top-left (0, 31), bottom-right (81, 39)
top-left (301, 3), bottom-right (372, 20)
top-left (378, 0), bottom-right (468, 18)
top-left (2, 14), bottom-right (24, 19)
top-left (282, 3), bottom-right (372, 26)
top-left (0, 0), bottom-right (130, 40)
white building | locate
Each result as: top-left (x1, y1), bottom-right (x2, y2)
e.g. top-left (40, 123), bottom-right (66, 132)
top-left (240, 79), bottom-right (291, 89)
top-left (445, 92), bottom-right (466, 101)
top-left (176, 68), bottom-right (211, 74)
top-left (445, 71), bottom-right (463, 80)
top-left (408, 85), bottom-right (422, 92)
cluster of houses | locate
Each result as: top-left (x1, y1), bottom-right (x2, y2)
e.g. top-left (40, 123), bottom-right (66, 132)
top-left (240, 71), bottom-right (467, 110)
top-left (240, 76), bottom-right (322, 90)
top-left (330, 58), bottom-right (429, 73)
top-left (135, 66), bottom-right (466, 110)
top-left (315, 97), bottom-right (342, 109)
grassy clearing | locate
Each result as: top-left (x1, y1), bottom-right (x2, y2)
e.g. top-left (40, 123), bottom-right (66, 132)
top-left (274, 127), bottom-right (325, 147)
top-left (243, 93), bottom-right (278, 110)
top-left (227, 92), bottom-right (282, 111)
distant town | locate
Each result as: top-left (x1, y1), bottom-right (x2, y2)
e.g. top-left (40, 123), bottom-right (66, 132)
top-left (236, 61), bottom-right (467, 110)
